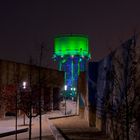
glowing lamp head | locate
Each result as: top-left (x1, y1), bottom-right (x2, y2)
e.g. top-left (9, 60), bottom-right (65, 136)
top-left (64, 85), bottom-right (67, 91)
top-left (71, 55), bottom-right (74, 58)
top-left (23, 81), bottom-right (27, 89)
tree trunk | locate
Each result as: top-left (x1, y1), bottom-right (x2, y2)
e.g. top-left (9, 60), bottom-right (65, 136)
top-left (29, 103), bottom-right (32, 140)
top-left (23, 113), bottom-right (26, 125)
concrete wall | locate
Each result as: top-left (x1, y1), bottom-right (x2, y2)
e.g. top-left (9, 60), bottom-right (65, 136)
top-left (77, 72), bottom-right (87, 119)
top-left (88, 36), bottom-right (140, 139)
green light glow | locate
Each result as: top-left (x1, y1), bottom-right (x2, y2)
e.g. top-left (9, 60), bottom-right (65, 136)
top-left (78, 61), bottom-right (80, 75)
top-left (54, 35), bottom-right (90, 57)
top-left (59, 60), bottom-right (62, 71)
top-left (72, 59), bottom-right (74, 86)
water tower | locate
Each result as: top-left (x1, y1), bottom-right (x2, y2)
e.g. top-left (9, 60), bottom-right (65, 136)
top-left (53, 34), bottom-right (90, 97)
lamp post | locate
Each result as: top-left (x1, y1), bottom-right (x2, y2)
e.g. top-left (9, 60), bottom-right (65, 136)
top-left (74, 88), bottom-right (79, 115)
top-left (71, 87), bottom-right (78, 115)
top-left (64, 85), bottom-right (67, 115)
top-left (15, 86), bottom-right (18, 140)
top-left (22, 81), bottom-right (27, 125)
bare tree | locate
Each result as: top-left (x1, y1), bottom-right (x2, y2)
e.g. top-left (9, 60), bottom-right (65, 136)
top-left (18, 57), bottom-right (39, 140)
top-left (103, 35), bottom-right (140, 140)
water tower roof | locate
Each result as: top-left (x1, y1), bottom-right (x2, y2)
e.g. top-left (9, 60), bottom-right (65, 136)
top-left (54, 34), bottom-right (90, 58)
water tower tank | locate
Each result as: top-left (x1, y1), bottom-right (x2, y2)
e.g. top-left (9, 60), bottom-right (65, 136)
top-left (54, 35), bottom-right (90, 58)
top-left (53, 34), bottom-right (90, 96)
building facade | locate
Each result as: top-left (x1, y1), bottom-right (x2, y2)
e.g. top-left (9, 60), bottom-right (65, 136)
top-left (0, 59), bottom-right (64, 118)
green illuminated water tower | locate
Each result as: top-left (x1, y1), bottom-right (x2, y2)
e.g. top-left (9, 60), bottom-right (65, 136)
top-left (53, 34), bottom-right (90, 96)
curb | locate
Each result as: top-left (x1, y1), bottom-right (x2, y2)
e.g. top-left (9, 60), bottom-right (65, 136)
top-left (48, 114), bottom-right (77, 120)
top-left (46, 118), bottom-right (65, 140)
top-left (0, 128), bottom-right (28, 138)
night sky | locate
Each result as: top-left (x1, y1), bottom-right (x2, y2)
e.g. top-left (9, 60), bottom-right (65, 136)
top-left (0, 0), bottom-right (140, 69)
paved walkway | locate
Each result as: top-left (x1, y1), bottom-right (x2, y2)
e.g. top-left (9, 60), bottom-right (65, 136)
top-left (50, 116), bottom-right (111, 140)
top-left (0, 115), bottom-right (55, 140)
top-left (0, 104), bottom-right (111, 140)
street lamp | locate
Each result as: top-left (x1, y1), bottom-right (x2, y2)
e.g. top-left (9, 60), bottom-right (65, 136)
top-left (64, 85), bottom-right (67, 91)
top-left (22, 81), bottom-right (28, 125)
top-left (22, 81), bottom-right (27, 89)
top-left (71, 87), bottom-right (78, 115)
top-left (64, 85), bottom-right (67, 115)
top-left (71, 87), bottom-right (76, 100)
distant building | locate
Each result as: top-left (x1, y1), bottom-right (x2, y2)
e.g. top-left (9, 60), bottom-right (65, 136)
top-left (0, 59), bottom-right (64, 118)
